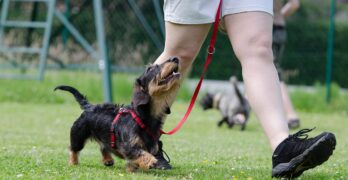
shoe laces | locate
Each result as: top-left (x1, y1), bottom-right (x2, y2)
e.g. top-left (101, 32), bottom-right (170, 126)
top-left (161, 149), bottom-right (171, 163)
top-left (287, 127), bottom-right (318, 154)
top-left (156, 144), bottom-right (171, 163)
top-left (289, 127), bottom-right (316, 141)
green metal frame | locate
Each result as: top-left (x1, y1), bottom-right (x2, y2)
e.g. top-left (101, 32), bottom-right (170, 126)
top-left (0, 0), bottom-right (113, 102)
top-left (54, 10), bottom-right (98, 59)
top-left (326, 0), bottom-right (336, 104)
top-left (0, 0), bottom-right (55, 80)
top-left (152, 0), bottom-right (164, 38)
top-left (62, 0), bottom-right (70, 48)
top-left (93, 0), bottom-right (112, 102)
top-left (127, 0), bottom-right (163, 50)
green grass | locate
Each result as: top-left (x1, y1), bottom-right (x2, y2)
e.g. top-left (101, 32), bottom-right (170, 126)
top-left (0, 102), bottom-right (347, 179)
top-left (0, 71), bottom-right (347, 179)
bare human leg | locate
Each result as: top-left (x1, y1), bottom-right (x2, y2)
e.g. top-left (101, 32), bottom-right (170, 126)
top-left (224, 12), bottom-right (289, 151)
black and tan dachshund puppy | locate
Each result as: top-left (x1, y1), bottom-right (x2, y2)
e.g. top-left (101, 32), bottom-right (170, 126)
top-left (55, 57), bottom-right (181, 172)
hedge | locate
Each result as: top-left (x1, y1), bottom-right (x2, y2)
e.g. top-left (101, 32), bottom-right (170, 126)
top-left (191, 21), bottom-right (348, 88)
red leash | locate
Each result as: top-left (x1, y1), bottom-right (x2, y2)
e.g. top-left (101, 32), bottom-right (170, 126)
top-left (161, 0), bottom-right (222, 135)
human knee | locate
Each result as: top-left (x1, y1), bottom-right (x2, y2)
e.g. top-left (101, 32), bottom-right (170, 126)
top-left (234, 35), bottom-right (273, 63)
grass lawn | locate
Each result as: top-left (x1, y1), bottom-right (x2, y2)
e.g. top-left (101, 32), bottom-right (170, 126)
top-left (0, 101), bottom-right (347, 179)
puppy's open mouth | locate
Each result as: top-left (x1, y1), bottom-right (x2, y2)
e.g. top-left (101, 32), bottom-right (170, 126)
top-left (158, 66), bottom-right (180, 86)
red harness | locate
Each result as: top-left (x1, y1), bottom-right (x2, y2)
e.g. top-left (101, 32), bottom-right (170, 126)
top-left (110, 107), bottom-right (159, 148)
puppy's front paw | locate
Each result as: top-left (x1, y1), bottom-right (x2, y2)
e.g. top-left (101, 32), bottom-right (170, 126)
top-left (140, 156), bottom-right (157, 170)
top-left (131, 152), bottom-right (158, 170)
top-left (126, 162), bottom-right (138, 172)
top-left (147, 158), bottom-right (160, 169)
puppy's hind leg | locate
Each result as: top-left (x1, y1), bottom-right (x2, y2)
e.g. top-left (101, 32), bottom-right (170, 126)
top-left (240, 116), bottom-right (247, 131)
top-left (217, 117), bottom-right (228, 127)
top-left (98, 142), bottom-right (114, 166)
top-left (233, 113), bottom-right (247, 131)
top-left (226, 116), bottom-right (236, 129)
top-left (69, 119), bottom-right (90, 165)
top-left (241, 122), bottom-right (247, 131)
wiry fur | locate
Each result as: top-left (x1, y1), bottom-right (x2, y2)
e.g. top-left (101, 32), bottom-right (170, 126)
top-left (200, 76), bottom-right (251, 131)
top-left (55, 57), bottom-right (181, 171)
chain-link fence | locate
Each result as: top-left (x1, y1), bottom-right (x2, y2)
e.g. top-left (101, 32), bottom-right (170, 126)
top-left (1, 0), bottom-right (347, 87)
top-left (0, 0), bottom-right (164, 72)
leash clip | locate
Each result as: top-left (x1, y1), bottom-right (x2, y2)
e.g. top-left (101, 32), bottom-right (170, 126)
top-left (207, 45), bottom-right (216, 55)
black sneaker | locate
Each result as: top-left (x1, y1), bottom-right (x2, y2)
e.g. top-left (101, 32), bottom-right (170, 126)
top-left (272, 128), bottom-right (336, 178)
top-left (153, 140), bottom-right (172, 170)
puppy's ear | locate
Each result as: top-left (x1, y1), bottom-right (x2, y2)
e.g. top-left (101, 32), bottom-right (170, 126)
top-left (132, 79), bottom-right (150, 108)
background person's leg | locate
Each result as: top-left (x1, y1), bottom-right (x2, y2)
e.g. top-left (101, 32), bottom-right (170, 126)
top-left (272, 26), bottom-right (300, 128)
top-left (224, 12), bottom-right (289, 151)
top-left (280, 82), bottom-right (300, 124)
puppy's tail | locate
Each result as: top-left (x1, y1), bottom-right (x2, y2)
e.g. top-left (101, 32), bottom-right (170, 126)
top-left (54, 85), bottom-right (93, 110)
top-left (230, 76), bottom-right (247, 106)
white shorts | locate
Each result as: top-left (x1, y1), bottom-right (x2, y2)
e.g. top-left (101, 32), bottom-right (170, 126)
top-left (164, 0), bottom-right (273, 24)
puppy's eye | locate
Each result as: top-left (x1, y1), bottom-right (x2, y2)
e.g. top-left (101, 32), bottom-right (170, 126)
top-left (146, 67), bottom-right (152, 73)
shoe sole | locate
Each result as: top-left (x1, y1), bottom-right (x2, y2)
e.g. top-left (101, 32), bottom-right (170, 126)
top-left (272, 132), bottom-right (336, 178)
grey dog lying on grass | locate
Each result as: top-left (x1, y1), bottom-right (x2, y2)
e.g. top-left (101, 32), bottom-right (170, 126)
top-left (200, 76), bottom-right (251, 131)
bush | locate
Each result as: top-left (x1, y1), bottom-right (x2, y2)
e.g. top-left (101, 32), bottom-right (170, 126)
top-left (291, 82), bottom-right (348, 113)
top-left (191, 19), bottom-right (348, 88)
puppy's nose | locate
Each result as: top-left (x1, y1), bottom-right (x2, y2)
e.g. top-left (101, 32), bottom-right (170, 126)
top-left (170, 57), bottom-right (179, 63)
